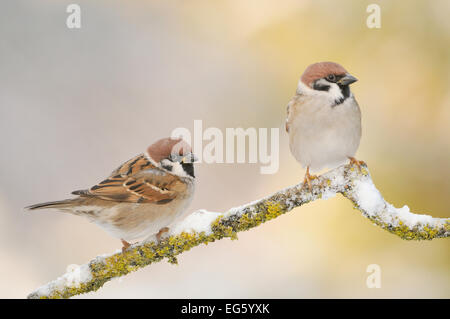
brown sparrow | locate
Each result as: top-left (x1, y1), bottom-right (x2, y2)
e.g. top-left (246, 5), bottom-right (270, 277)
top-left (27, 137), bottom-right (196, 251)
top-left (286, 62), bottom-right (363, 189)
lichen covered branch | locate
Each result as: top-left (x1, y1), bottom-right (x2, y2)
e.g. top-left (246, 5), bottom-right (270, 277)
top-left (28, 163), bottom-right (449, 299)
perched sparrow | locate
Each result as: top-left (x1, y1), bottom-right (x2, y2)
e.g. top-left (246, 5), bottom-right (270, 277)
top-left (285, 62), bottom-right (364, 189)
top-left (27, 137), bottom-right (196, 251)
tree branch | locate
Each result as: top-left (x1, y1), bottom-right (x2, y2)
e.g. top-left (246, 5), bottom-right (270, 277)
top-left (27, 163), bottom-right (449, 299)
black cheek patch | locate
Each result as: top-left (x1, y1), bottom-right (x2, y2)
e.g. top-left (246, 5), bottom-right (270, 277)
top-left (313, 81), bottom-right (330, 92)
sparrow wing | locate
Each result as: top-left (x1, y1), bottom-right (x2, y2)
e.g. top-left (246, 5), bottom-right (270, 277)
top-left (285, 98), bottom-right (295, 133)
top-left (72, 154), bottom-right (186, 204)
top-left (286, 95), bottom-right (301, 133)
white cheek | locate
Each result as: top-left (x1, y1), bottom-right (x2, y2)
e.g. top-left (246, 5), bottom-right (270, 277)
top-left (160, 160), bottom-right (190, 178)
top-left (329, 83), bottom-right (344, 100)
top-left (170, 162), bottom-right (187, 177)
top-left (160, 159), bottom-right (172, 167)
top-left (297, 80), bottom-right (344, 102)
top-left (315, 79), bottom-right (343, 101)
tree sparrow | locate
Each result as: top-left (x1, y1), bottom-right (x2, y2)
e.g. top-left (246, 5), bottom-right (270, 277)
top-left (286, 62), bottom-right (364, 189)
top-left (27, 137), bottom-right (196, 251)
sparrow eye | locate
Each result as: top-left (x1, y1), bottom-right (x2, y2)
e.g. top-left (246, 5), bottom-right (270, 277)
top-left (326, 74), bottom-right (336, 82)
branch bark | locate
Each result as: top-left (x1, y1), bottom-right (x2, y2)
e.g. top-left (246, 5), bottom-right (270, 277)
top-left (27, 163), bottom-right (449, 299)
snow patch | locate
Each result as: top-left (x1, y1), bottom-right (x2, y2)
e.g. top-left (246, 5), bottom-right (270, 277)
top-left (170, 209), bottom-right (223, 236)
top-left (353, 179), bottom-right (437, 229)
top-left (387, 204), bottom-right (436, 228)
top-left (353, 179), bottom-right (385, 216)
top-left (65, 264), bottom-right (92, 287)
top-left (34, 263), bottom-right (92, 297)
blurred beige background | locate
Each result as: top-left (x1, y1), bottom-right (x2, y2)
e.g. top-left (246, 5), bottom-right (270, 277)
top-left (0, 0), bottom-right (449, 298)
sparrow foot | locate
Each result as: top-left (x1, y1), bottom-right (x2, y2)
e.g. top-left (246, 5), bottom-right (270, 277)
top-left (156, 227), bottom-right (170, 243)
top-left (302, 166), bottom-right (318, 191)
top-left (121, 239), bottom-right (131, 254)
top-left (348, 157), bottom-right (366, 171)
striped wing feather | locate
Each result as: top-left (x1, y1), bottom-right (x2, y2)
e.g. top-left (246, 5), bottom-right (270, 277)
top-left (72, 154), bottom-right (185, 204)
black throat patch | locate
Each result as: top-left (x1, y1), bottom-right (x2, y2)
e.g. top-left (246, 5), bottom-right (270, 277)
top-left (333, 85), bottom-right (351, 106)
top-left (181, 163), bottom-right (195, 178)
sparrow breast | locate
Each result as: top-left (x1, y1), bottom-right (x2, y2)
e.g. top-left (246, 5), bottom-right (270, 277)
top-left (287, 94), bottom-right (361, 172)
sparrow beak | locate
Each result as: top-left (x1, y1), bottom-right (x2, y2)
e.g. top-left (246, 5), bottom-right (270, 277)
top-left (338, 74), bottom-right (358, 86)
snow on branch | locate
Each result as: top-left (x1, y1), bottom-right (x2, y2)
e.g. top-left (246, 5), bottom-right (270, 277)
top-left (27, 163), bottom-right (449, 299)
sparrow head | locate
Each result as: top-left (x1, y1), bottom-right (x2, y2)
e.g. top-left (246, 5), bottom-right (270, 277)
top-left (299, 61), bottom-right (358, 105)
top-left (146, 137), bottom-right (197, 178)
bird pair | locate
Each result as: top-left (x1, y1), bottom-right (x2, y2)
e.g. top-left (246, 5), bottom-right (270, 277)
top-left (28, 61), bottom-right (364, 251)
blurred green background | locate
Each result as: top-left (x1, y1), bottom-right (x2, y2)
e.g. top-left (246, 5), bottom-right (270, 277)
top-left (0, 0), bottom-right (448, 298)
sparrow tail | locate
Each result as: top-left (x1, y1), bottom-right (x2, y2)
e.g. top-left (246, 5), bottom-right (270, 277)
top-left (26, 199), bottom-right (77, 211)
